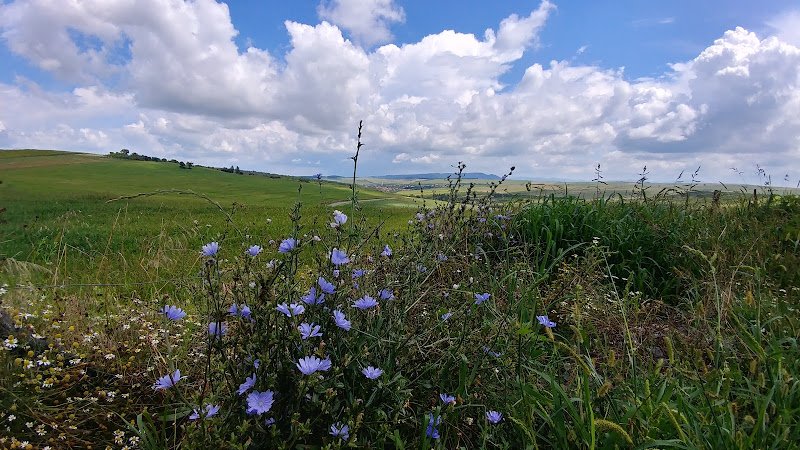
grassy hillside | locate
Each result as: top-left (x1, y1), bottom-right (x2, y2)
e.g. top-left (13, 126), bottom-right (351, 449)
top-left (1, 149), bottom-right (799, 448)
top-left (0, 150), bottom-right (416, 293)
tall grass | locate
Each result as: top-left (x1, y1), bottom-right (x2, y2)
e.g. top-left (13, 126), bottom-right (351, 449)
top-left (1, 147), bottom-right (799, 448)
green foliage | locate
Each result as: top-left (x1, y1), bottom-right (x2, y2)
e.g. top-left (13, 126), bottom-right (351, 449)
top-left (1, 149), bottom-right (799, 449)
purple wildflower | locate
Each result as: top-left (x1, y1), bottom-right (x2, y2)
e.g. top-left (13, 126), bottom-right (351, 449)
top-left (239, 304), bottom-right (252, 320)
top-left (153, 369), bottom-right (183, 390)
top-left (161, 305), bottom-right (186, 321)
top-left (331, 248), bottom-right (350, 266)
top-left (486, 410), bottom-right (503, 424)
top-left (537, 315), bottom-right (556, 328)
top-left (353, 295), bottom-right (378, 309)
top-left (278, 238), bottom-right (297, 253)
top-left (332, 210), bottom-right (348, 227)
top-left (298, 322), bottom-right (323, 340)
top-left (238, 373), bottom-right (256, 395)
top-left (189, 404), bottom-right (220, 420)
top-left (330, 422), bottom-right (350, 440)
top-left (318, 276), bottom-right (335, 294)
top-left (440, 393), bottom-right (456, 405)
top-left (301, 287), bottom-right (325, 305)
top-left (381, 244), bottom-right (392, 257)
top-left (276, 302), bottom-right (305, 317)
top-left (437, 253), bottom-right (448, 262)
top-left (474, 293), bottom-right (491, 305)
top-left (208, 322), bottom-right (227, 338)
top-left (426, 413), bottom-right (441, 439)
top-left (332, 310), bottom-right (351, 331)
top-left (362, 366), bottom-right (383, 379)
top-left (483, 346), bottom-right (502, 357)
top-left (296, 356), bottom-right (332, 375)
top-left (352, 268), bottom-right (365, 279)
top-left (378, 289), bottom-right (394, 300)
top-left (246, 245), bottom-right (262, 257)
top-left (201, 242), bottom-right (219, 257)
top-left (246, 390), bottom-right (274, 415)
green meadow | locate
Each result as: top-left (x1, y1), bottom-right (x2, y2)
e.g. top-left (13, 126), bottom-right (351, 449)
top-left (0, 150), bottom-right (415, 294)
top-left (1, 149), bottom-right (799, 449)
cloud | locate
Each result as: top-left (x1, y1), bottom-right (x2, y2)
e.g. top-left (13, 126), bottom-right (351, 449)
top-left (632, 17), bottom-right (675, 27)
top-left (0, 1), bottom-right (799, 183)
top-left (317, 0), bottom-right (405, 47)
top-left (766, 10), bottom-right (800, 46)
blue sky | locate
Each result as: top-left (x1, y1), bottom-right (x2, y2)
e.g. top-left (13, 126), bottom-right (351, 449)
top-left (224, 0), bottom-right (796, 80)
top-left (1, 0), bottom-right (799, 184)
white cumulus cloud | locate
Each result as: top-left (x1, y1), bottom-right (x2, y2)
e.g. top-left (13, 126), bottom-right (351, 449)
top-left (0, 1), bottom-right (799, 183)
top-left (317, 0), bottom-right (405, 47)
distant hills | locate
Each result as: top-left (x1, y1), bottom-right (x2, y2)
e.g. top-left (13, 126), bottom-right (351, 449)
top-left (325, 172), bottom-right (500, 180)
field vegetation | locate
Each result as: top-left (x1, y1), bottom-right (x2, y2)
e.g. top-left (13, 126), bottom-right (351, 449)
top-left (1, 148), bottom-right (799, 449)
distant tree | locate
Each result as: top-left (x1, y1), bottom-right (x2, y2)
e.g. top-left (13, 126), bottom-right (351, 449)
top-left (120, 149), bottom-right (129, 156)
top-left (179, 161), bottom-right (186, 169)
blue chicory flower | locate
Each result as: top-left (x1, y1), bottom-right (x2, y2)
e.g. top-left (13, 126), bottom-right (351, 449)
top-left (378, 289), bottom-right (394, 300)
top-left (161, 305), bottom-right (186, 321)
top-left (208, 321), bottom-right (227, 338)
top-left (301, 287), bottom-right (325, 305)
top-left (298, 322), bottom-right (323, 339)
top-left (238, 373), bottom-right (256, 395)
top-left (353, 295), bottom-right (378, 309)
top-left (246, 390), bottom-right (274, 415)
top-left (239, 304), bottom-right (252, 320)
top-left (276, 302), bottom-right (305, 317)
top-left (330, 422), bottom-right (350, 440)
top-left (331, 248), bottom-right (350, 266)
top-left (486, 410), bottom-right (503, 424)
top-left (426, 413), bottom-right (441, 439)
top-left (201, 242), bottom-right (219, 257)
top-left (441, 312), bottom-right (453, 321)
top-left (296, 356), bottom-right (332, 375)
top-left (278, 238), bottom-right (297, 253)
top-left (536, 315), bottom-right (556, 328)
top-left (362, 366), bottom-right (383, 379)
top-left (483, 346), bottom-right (502, 357)
top-left (381, 244), bottom-right (392, 257)
top-left (332, 310), bottom-right (351, 331)
top-left (437, 253), bottom-right (448, 262)
top-left (352, 268), bottom-right (365, 279)
top-left (440, 393), bottom-right (456, 405)
top-left (189, 404), bottom-right (220, 420)
top-left (153, 369), bottom-right (183, 390)
top-left (318, 276), bottom-right (335, 294)
top-left (332, 210), bottom-right (348, 227)
top-left (246, 245), bottom-right (262, 257)
top-left (474, 292), bottom-right (491, 305)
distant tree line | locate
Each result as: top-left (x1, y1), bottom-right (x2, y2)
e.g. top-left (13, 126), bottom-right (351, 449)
top-left (219, 165), bottom-right (244, 175)
top-left (109, 149), bottom-right (193, 169)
